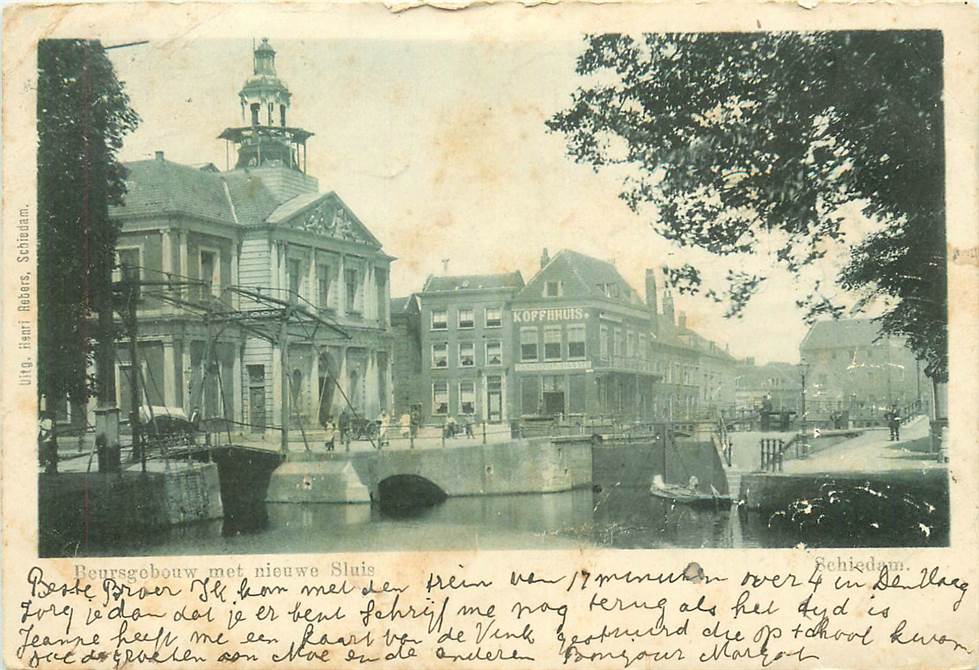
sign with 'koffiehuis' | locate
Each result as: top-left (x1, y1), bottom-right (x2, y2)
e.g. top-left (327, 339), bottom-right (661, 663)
top-left (512, 307), bottom-right (587, 323)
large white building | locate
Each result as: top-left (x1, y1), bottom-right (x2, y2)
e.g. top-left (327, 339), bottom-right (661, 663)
top-left (99, 39), bottom-right (394, 435)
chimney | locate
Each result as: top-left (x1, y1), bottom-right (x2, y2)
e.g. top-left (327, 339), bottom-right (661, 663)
top-left (155, 150), bottom-right (165, 161)
top-left (540, 248), bottom-right (550, 270)
top-left (645, 269), bottom-right (660, 333)
top-left (662, 287), bottom-right (676, 331)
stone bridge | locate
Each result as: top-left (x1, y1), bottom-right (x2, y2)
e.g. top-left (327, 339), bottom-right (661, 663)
top-left (265, 438), bottom-right (594, 504)
top-left (265, 433), bottom-right (728, 506)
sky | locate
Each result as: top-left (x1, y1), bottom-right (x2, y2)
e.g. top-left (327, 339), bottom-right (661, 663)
top-left (106, 37), bottom-right (853, 364)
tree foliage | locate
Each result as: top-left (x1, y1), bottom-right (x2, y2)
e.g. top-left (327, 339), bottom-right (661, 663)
top-left (37, 40), bottom-right (139, 406)
top-left (548, 31), bottom-right (947, 380)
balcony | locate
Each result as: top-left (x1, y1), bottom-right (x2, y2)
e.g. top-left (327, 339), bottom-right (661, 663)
top-left (599, 355), bottom-right (661, 376)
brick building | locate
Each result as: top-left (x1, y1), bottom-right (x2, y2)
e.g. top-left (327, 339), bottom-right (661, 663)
top-left (415, 272), bottom-right (524, 425)
top-left (799, 318), bottom-right (929, 418)
top-left (94, 39), bottom-right (394, 434)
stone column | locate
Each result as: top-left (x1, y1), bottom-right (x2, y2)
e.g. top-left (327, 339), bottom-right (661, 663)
top-left (336, 254), bottom-right (346, 314)
top-left (270, 238), bottom-right (279, 291)
top-left (178, 230), bottom-right (189, 297)
top-left (334, 346), bottom-right (349, 415)
top-left (280, 242), bottom-right (289, 296)
top-left (308, 250), bottom-right (317, 308)
top-left (309, 347), bottom-right (320, 423)
top-left (230, 244), bottom-right (240, 308)
top-left (181, 340), bottom-right (192, 414)
top-left (233, 344), bottom-right (242, 426)
top-left (365, 351), bottom-right (379, 418)
top-left (271, 343), bottom-right (282, 429)
top-left (162, 338), bottom-right (176, 407)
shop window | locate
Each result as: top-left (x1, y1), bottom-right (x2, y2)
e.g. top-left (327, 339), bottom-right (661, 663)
top-left (432, 382), bottom-right (449, 415)
top-left (458, 308), bottom-right (475, 329)
top-left (520, 327), bottom-right (539, 362)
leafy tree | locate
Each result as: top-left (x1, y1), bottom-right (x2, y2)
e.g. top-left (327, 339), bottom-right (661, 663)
top-left (37, 40), bottom-right (139, 411)
top-left (548, 32), bottom-right (947, 381)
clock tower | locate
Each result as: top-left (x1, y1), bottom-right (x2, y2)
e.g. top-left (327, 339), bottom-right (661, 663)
top-left (219, 38), bottom-right (318, 201)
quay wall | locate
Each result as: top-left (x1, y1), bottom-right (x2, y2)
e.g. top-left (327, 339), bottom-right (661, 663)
top-left (266, 434), bottom-right (729, 503)
top-left (739, 466), bottom-right (948, 512)
top-left (38, 463), bottom-right (222, 556)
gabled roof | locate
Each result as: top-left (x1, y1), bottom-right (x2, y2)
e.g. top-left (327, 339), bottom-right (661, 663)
top-left (422, 272), bottom-right (525, 293)
top-left (266, 191), bottom-right (382, 248)
top-left (800, 318), bottom-right (889, 351)
top-left (390, 295), bottom-right (419, 315)
top-left (516, 249), bottom-right (642, 304)
top-left (111, 158), bottom-right (281, 226)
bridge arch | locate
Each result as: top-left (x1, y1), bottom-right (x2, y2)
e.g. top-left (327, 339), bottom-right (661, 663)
top-left (377, 474), bottom-right (448, 516)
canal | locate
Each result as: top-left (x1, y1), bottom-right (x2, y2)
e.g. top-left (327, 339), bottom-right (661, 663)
top-left (63, 477), bottom-right (946, 558)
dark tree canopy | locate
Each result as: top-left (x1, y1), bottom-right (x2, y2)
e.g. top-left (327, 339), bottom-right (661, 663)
top-left (37, 40), bottom-right (139, 406)
top-left (548, 31), bottom-right (947, 381)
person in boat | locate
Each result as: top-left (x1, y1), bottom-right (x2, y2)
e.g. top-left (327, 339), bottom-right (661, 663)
top-left (687, 475), bottom-right (699, 492)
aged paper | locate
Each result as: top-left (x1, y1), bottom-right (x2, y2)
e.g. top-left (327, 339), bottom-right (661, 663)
top-left (3, 2), bottom-right (978, 668)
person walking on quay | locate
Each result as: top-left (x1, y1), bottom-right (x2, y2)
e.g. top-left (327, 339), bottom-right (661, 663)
top-left (399, 412), bottom-right (411, 438)
top-left (323, 416), bottom-right (337, 451)
top-left (38, 412), bottom-right (58, 474)
top-left (338, 409), bottom-right (351, 449)
top-left (377, 410), bottom-right (390, 448)
top-left (886, 404), bottom-right (902, 441)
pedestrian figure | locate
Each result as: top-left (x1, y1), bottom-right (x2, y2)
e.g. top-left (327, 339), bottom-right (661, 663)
top-left (444, 415), bottom-right (457, 439)
top-left (377, 410), bottom-right (389, 448)
top-left (410, 407), bottom-right (421, 438)
top-left (399, 412), bottom-right (411, 438)
top-left (338, 409), bottom-right (350, 448)
top-left (323, 417), bottom-right (336, 451)
top-left (463, 415), bottom-right (475, 439)
top-left (38, 412), bottom-right (58, 474)
top-left (886, 404), bottom-right (901, 441)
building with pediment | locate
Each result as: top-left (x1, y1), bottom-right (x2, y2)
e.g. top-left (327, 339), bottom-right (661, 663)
top-left (100, 39), bottom-right (393, 436)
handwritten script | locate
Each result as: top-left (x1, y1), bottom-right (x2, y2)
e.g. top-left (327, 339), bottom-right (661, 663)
top-left (11, 559), bottom-right (974, 668)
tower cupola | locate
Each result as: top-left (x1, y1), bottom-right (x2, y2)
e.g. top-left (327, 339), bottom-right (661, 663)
top-left (218, 38), bottom-right (314, 177)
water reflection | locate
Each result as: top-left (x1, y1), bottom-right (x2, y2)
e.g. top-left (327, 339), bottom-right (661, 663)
top-left (61, 478), bottom-right (947, 557)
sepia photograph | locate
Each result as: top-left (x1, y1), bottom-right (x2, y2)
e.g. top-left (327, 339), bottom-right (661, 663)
top-left (35, 29), bottom-right (950, 559)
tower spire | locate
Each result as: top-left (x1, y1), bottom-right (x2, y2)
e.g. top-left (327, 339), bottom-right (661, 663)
top-left (218, 38), bottom-right (314, 176)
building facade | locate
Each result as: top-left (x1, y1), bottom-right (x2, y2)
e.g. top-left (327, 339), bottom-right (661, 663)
top-left (799, 318), bottom-right (929, 418)
top-left (99, 39), bottom-right (394, 435)
top-left (508, 250), bottom-right (662, 420)
top-left (416, 273), bottom-right (525, 425)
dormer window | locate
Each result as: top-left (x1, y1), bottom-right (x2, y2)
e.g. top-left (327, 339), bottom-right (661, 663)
top-left (544, 281), bottom-right (563, 298)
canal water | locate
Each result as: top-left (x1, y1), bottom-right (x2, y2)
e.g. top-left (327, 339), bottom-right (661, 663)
top-left (63, 473), bottom-right (948, 558)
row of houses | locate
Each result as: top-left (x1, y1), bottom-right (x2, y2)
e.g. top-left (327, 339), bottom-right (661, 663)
top-left (53, 39), bottom-right (934, 437)
top-left (390, 249), bottom-right (740, 426)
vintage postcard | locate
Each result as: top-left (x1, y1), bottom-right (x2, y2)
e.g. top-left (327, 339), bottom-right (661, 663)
top-left (3, 2), bottom-right (978, 668)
